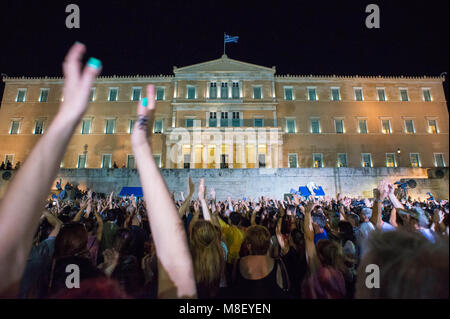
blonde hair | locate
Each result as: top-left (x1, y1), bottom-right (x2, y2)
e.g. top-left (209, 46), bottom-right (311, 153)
top-left (189, 220), bottom-right (225, 298)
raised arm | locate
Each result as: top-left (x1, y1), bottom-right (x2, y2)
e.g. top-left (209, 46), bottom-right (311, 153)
top-left (131, 85), bottom-right (196, 299)
top-left (197, 178), bottom-right (211, 221)
top-left (304, 201), bottom-right (320, 274)
top-left (0, 43), bottom-right (101, 296)
top-left (178, 176), bottom-right (194, 218)
top-left (94, 201), bottom-right (104, 242)
top-left (389, 207), bottom-right (398, 228)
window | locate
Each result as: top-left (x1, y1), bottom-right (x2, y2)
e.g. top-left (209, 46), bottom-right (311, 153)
top-left (313, 153), bottom-right (323, 168)
top-left (16, 89), bottom-right (27, 102)
top-left (258, 154), bottom-right (266, 168)
top-left (286, 119), bottom-right (296, 133)
top-left (131, 87), bottom-right (142, 101)
top-left (428, 119), bottom-right (438, 134)
top-left (101, 154), bottom-right (112, 168)
top-left (377, 88), bottom-right (386, 101)
top-left (422, 88), bottom-right (432, 102)
top-left (331, 87), bottom-right (340, 101)
top-left (129, 119), bottom-right (136, 133)
top-left (434, 153), bottom-right (445, 167)
top-left (232, 112), bottom-right (241, 127)
top-left (154, 119), bottom-right (163, 134)
top-left (9, 121), bottom-right (20, 134)
top-left (187, 86), bottom-right (196, 99)
top-left (186, 119), bottom-right (194, 128)
top-left (308, 87), bottom-right (317, 101)
top-left (156, 87), bottom-right (165, 101)
top-left (127, 155), bottom-right (135, 169)
top-left (386, 153), bottom-right (396, 167)
top-left (410, 153), bottom-right (421, 167)
top-left (232, 82), bottom-right (239, 99)
top-left (361, 153), bottom-right (372, 168)
top-left (209, 82), bottom-right (217, 99)
top-left (400, 88), bottom-right (409, 101)
top-left (337, 153), bottom-right (347, 167)
top-left (354, 88), bottom-right (363, 101)
top-left (105, 119), bottom-right (115, 134)
top-left (5, 155), bottom-right (14, 166)
top-left (221, 82), bottom-right (228, 99)
top-left (358, 119), bottom-right (368, 134)
top-left (381, 119), bottom-right (392, 134)
top-left (39, 89), bottom-right (49, 102)
top-left (404, 119), bottom-right (415, 134)
top-left (81, 119), bottom-right (91, 134)
top-left (209, 112), bottom-right (217, 127)
top-left (220, 112), bottom-right (228, 127)
top-left (34, 120), bottom-right (44, 135)
top-left (311, 119), bottom-right (320, 134)
top-left (253, 86), bottom-right (262, 99)
top-left (184, 154), bottom-right (191, 169)
top-left (284, 87), bottom-right (293, 100)
top-left (108, 88), bottom-right (118, 101)
top-left (288, 154), bottom-right (298, 168)
top-left (153, 155), bottom-right (161, 168)
top-left (254, 118), bottom-right (264, 127)
top-left (89, 88), bottom-right (96, 102)
top-left (335, 119), bottom-right (344, 134)
top-left (77, 154), bottom-right (87, 168)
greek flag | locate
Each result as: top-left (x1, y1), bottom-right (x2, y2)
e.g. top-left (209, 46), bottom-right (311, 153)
top-left (224, 33), bottom-right (239, 43)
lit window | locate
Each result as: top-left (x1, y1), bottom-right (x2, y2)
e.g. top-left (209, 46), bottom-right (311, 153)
top-left (410, 153), bottom-right (421, 167)
top-left (359, 119), bottom-right (368, 134)
top-left (105, 119), bottom-right (115, 134)
top-left (127, 155), bottom-right (135, 169)
top-left (232, 112), bottom-right (241, 127)
top-left (428, 120), bottom-right (438, 134)
top-left (362, 153), bottom-right (372, 167)
top-left (220, 112), bottom-right (228, 127)
top-left (331, 88), bottom-right (340, 101)
top-left (187, 86), bottom-right (196, 99)
top-left (209, 83), bottom-right (217, 99)
top-left (284, 87), bottom-right (293, 100)
top-left (81, 119), bottom-right (91, 134)
top-left (311, 119), bottom-right (320, 134)
top-left (400, 88), bottom-right (409, 101)
top-left (335, 119), bottom-right (344, 134)
top-left (89, 88), bottom-right (96, 102)
top-left (253, 86), bottom-right (262, 99)
top-left (108, 88), bottom-right (118, 101)
top-left (422, 88), bottom-right (432, 102)
top-left (131, 87), bottom-right (142, 101)
top-left (337, 153), bottom-right (347, 167)
top-left (156, 87), bottom-right (165, 101)
top-left (77, 154), bottom-right (87, 168)
top-left (288, 154), bottom-right (298, 168)
top-left (354, 88), bottom-right (363, 101)
top-left (101, 154), bottom-right (112, 168)
top-left (381, 120), bottom-right (392, 134)
top-left (434, 153), bottom-right (445, 167)
top-left (232, 82), bottom-right (240, 99)
top-left (10, 121), bottom-right (20, 134)
top-left (209, 112), bottom-right (217, 127)
top-left (308, 87), bottom-right (317, 101)
top-left (286, 119), bottom-right (296, 133)
top-left (34, 120), bottom-right (44, 135)
top-left (404, 120), bottom-right (415, 134)
top-left (221, 82), bottom-right (228, 99)
top-left (386, 153), bottom-right (396, 167)
top-left (16, 89), bottom-right (27, 102)
top-left (377, 88), bottom-right (386, 101)
top-left (39, 89), bottom-right (49, 102)
top-left (154, 119), bottom-right (163, 134)
top-left (313, 153), bottom-right (323, 168)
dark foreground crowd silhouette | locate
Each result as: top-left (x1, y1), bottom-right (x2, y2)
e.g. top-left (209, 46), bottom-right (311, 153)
top-left (0, 43), bottom-right (448, 299)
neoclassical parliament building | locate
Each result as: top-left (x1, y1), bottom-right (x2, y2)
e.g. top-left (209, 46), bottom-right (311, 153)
top-left (0, 54), bottom-right (448, 170)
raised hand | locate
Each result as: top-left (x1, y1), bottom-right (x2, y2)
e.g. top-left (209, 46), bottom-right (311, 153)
top-left (131, 85), bottom-right (155, 150)
top-left (188, 176), bottom-right (195, 196)
top-left (209, 187), bottom-right (216, 200)
top-left (197, 178), bottom-right (205, 200)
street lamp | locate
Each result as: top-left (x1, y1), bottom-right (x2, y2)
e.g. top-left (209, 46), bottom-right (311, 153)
top-left (397, 148), bottom-right (401, 167)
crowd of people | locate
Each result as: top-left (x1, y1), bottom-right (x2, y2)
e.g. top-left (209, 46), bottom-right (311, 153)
top-left (0, 161), bottom-right (20, 170)
top-left (0, 43), bottom-right (447, 299)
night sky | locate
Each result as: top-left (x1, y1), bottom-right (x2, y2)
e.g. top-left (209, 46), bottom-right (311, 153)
top-left (0, 0), bottom-right (448, 102)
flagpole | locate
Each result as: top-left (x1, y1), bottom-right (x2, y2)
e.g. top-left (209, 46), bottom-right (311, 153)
top-left (223, 33), bottom-right (226, 55)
